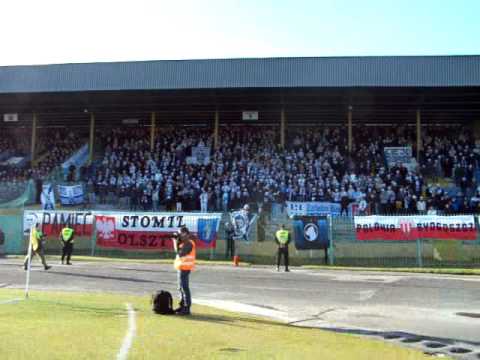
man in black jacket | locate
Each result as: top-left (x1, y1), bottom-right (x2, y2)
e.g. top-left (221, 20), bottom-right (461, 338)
top-left (224, 222), bottom-right (235, 259)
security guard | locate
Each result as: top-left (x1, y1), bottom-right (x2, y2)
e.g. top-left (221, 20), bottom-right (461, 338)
top-left (275, 224), bottom-right (291, 272)
top-left (60, 226), bottom-right (75, 265)
top-left (173, 226), bottom-right (196, 315)
top-left (24, 223), bottom-right (51, 271)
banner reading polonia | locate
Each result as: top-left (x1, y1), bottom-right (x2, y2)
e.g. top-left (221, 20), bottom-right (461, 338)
top-left (95, 212), bottom-right (222, 250)
top-left (355, 215), bottom-right (476, 241)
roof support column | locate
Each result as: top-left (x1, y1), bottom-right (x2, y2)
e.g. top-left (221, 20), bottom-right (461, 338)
top-left (214, 110), bottom-right (219, 149)
top-left (416, 109), bottom-right (422, 161)
top-left (280, 108), bottom-right (286, 149)
top-left (347, 106), bottom-right (353, 153)
top-left (30, 113), bottom-right (37, 163)
top-left (88, 113), bottom-right (95, 164)
top-left (150, 112), bottom-right (156, 152)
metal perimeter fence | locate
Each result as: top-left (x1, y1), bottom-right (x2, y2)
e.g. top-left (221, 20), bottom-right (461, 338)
top-left (1, 209), bottom-right (480, 268)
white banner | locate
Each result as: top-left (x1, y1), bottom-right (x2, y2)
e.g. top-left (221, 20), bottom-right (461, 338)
top-left (98, 212), bottom-right (221, 233)
top-left (242, 111), bottom-right (258, 121)
top-left (0, 156), bottom-right (25, 166)
top-left (3, 113), bottom-right (18, 122)
top-left (286, 201), bottom-right (341, 217)
top-left (58, 184), bottom-right (84, 205)
top-left (384, 146), bottom-right (412, 168)
top-left (354, 215), bottom-right (476, 241)
top-left (190, 146), bottom-right (211, 165)
top-left (40, 184), bottom-right (55, 210)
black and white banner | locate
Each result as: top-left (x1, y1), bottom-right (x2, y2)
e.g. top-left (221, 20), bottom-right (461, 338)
top-left (230, 210), bottom-right (256, 241)
top-left (292, 216), bottom-right (330, 250)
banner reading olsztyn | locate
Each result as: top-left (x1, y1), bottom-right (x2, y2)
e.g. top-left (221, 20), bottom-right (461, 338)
top-left (95, 212), bottom-right (221, 250)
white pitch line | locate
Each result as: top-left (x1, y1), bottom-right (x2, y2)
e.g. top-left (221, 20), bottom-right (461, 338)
top-left (194, 299), bottom-right (291, 322)
top-left (117, 303), bottom-right (136, 360)
top-left (0, 298), bottom-right (22, 305)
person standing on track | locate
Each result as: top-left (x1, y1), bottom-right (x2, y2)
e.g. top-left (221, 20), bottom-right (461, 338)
top-left (24, 223), bottom-right (51, 271)
top-left (224, 221), bottom-right (235, 259)
top-left (172, 226), bottom-right (196, 315)
top-left (60, 226), bottom-right (75, 265)
top-left (275, 224), bottom-right (291, 272)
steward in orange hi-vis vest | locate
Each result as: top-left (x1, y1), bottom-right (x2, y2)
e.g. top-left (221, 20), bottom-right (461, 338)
top-left (174, 239), bottom-right (196, 271)
top-left (172, 226), bottom-right (196, 315)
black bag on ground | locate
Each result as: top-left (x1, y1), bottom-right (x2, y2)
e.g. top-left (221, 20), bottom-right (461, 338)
top-left (152, 290), bottom-right (175, 315)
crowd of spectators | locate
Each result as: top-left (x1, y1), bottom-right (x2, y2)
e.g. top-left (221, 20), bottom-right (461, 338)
top-left (1, 122), bottom-right (478, 214)
top-left (0, 129), bottom-right (30, 157)
top-left (33, 129), bottom-right (85, 179)
top-left (87, 124), bottom-right (480, 215)
top-left (0, 129), bottom-right (30, 202)
top-left (0, 128), bottom-right (86, 202)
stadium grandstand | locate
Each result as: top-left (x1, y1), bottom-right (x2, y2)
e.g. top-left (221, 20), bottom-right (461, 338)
top-left (1, 55), bottom-right (480, 215)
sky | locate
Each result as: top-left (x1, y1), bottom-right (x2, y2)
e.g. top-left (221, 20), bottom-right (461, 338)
top-left (1, 0), bottom-right (479, 66)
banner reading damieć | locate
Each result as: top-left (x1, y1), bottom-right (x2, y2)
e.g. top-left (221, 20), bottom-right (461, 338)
top-left (23, 210), bottom-right (94, 237)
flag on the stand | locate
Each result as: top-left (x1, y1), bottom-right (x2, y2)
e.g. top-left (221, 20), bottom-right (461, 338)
top-left (292, 216), bottom-right (330, 250)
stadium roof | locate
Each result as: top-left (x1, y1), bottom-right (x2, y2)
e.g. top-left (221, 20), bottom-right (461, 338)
top-left (0, 55), bottom-right (479, 93)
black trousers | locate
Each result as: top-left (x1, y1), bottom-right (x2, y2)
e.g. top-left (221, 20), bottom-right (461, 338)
top-left (226, 237), bottom-right (235, 259)
top-left (62, 242), bottom-right (74, 264)
top-left (277, 247), bottom-right (289, 270)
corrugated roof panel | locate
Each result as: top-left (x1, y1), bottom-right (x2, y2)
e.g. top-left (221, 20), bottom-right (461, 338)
top-left (0, 56), bottom-right (479, 93)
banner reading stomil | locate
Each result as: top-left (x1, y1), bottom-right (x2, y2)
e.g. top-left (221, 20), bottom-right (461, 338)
top-left (95, 212), bottom-right (222, 250)
top-left (355, 215), bottom-right (476, 241)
